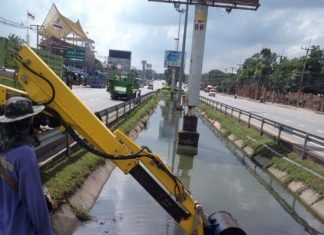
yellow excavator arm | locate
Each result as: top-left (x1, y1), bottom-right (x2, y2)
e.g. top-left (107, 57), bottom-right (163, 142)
top-left (0, 45), bottom-right (246, 235)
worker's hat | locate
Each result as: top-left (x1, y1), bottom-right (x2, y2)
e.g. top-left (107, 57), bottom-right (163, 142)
top-left (0, 96), bottom-right (44, 123)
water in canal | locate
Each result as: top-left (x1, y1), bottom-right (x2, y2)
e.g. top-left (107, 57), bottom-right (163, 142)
top-left (73, 100), bottom-right (324, 235)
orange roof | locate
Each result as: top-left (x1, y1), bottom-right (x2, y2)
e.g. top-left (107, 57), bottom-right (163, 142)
top-left (40, 3), bottom-right (93, 42)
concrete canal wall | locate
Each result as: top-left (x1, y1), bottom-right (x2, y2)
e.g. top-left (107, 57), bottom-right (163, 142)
top-left (199, 111), bottom-right (324, 223)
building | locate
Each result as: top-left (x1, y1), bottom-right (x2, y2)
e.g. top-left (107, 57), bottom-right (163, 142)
top-left (39, 3), bottom-right (95, 76)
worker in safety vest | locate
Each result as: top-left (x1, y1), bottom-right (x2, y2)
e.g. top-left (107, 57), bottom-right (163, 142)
top-left (0, 96), bottom-right (53, 235)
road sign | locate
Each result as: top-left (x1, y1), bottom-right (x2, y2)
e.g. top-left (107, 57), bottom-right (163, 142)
top-left (67, 48), bottom-right (86, 63)
top-left (164, 50), bottom-right (182, 67)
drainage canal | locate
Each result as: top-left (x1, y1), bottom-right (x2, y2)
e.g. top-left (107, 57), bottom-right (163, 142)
top-left (73, 100), bottom-right (324, 235)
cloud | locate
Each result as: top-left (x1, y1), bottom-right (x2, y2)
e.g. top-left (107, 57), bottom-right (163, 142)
top-left (1, 0), bottom-right (324, 74)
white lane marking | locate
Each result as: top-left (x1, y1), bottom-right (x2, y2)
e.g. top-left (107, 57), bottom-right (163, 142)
top-left (317, 130), bottom-right (324, 133)
top-left (299, 124), bottom-right (304, 127)
top-left (284, 120), bottom-right (290, 123)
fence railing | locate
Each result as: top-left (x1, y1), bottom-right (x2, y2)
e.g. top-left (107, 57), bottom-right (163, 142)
top-left (200, 96), bottom-right (324, 164)
top-left (36, 91), bottom-right (157, 165)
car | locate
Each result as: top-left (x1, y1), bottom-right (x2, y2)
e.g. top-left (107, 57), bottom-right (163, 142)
top-left (148, 83), bottom-right (154, 90)
top-left (208, 89), bottom-right (216, 97)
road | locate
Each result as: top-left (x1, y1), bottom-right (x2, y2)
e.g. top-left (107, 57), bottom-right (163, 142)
top-left (201, 91), bottom-right (324, 138)
top-left (72, 80), bottom-right (164, 112)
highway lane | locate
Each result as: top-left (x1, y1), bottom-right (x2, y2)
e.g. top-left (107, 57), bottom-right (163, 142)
top-left (201, 91), bottom-right (324, 139)
top-left (71, 80), bottom-right (164, 112)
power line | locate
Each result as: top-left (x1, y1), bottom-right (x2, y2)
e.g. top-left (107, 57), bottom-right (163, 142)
top-left (0, 17), bottom-right (36, 32)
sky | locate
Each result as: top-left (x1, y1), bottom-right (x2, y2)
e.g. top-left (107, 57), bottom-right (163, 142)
top-left (1, 0), bottom-right (324, 74)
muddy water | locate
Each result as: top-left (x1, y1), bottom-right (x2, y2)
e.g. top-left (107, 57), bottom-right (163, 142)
top-left (73, 101), bottom-right (323, 235)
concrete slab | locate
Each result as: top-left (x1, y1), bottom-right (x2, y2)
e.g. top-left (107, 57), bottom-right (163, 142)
top-left (128, 130), bottom-right (138, 140)
top-left (213, 121), bottom-right (221, 131)
top-left (267, 166), bottom-right (288, 183)
top-left (311, 199), bottom-right (324, 222)
top-left (52, 204), bottom-right (80, 235)
top-left (135, 125), bottom-right (142, 133)
top-left (207, 118), bottom-right (213, 124)
top-left (138, 121), bottom-right (145, 129)
top-left (234, 139), bottom-right (245, 149)
top-left (228, 134), bottom-right (237, 142)
top-left (287, 181), bottom-right (306, 194)
top-left (254, 155), bottom-right (270, 168)
top-left (220, 128), bottom-right (227, 134)
top-left (300, 188), bottom-right (321, 205)
top-left (243, 146), bottom-right (255, 157)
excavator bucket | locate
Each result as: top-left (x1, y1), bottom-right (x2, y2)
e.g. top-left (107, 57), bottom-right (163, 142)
top-left (204, 211), bottom-right (246, 235)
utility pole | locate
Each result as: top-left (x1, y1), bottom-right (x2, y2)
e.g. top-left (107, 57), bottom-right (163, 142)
top-left (141, 60), bottom-right (146, 81)
top-left (30, 24), bottom-right (42, 49)
top-left (176, 1), bottom-right (189, 107)
top-left (272, 55), bottom-right (283, 103)
top-left (298, 46), bottom-right (311, 101)
top-left (235, 64), bottom-right (242, 95)
top-left (148, 0), bottom-right (259, 148)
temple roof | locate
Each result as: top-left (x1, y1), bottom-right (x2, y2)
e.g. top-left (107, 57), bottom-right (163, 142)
top-left (39, 3), bottom-right (94, 43)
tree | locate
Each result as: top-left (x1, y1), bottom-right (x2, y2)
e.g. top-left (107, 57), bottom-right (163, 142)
top-left (164, 68), bottom-right (173, 85)
top-left (95, 58), bottom-right (103, 70)
top-left (303, 46), bottom-right (324, 94)
top-left (7, 34), bottom-right (25, 51)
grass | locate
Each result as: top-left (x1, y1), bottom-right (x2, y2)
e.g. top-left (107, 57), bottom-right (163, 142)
top-left (270, 153), bottom-right (324, 196)
top-left (198, 102), bottom-right (324, 197)
top-left (111, 90), bottom-right (165, 133)
top-left (199, 103), bottom-right (276, 153)
top-left (41, 90), bottom-right (164, 212)
top-left (41, 150), bottom-right (105, 208)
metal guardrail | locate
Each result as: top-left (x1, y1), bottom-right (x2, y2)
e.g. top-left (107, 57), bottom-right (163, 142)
top-left (36, 91), bottom-right (157, 164)
top-left (200, 96), bottom-right (324, 163)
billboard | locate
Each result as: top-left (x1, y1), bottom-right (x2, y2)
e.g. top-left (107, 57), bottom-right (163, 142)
top-left (148, 1), bottom-right (259, 10)
top-left (146, 63), bottom-right (152, 69)
top-left (164, 50), bottom-right (182, 67)
top-left (109, 50), bottom-right (131, 59)
top-left (108, 49), bottom-right (131, 73)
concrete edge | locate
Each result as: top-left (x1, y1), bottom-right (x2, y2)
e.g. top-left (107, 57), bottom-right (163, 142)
top-left (198, 108), bottom-right (324, 222)
top-left (51, 160), bottom-right (115, 235)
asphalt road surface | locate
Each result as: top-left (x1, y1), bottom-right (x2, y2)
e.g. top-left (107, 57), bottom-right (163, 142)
top-left (72, 80), bottom-right (164, 112)
top-left (201, 91), bottom-right (324, 139)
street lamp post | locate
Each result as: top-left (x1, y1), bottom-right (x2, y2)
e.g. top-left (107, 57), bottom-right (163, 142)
top-left (175, 6), bottom-right (185, 51)
top-left (174, 37), bottom-right (179, 51)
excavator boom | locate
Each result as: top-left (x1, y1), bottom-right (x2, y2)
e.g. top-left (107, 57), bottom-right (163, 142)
top-left (0, 45), bottom-right (246, 235)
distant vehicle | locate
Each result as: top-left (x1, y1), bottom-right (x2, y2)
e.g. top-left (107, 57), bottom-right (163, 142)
top-left (148, 83), bottom-right (154, 90)
top-left (205, 85), bottom-right (213, 92)
top-left (208, 89), bottom-right (216, 97)
top-left (88, 72), bottom-right (106, 88)
top-left (107, 70), bottom-right (139, 100)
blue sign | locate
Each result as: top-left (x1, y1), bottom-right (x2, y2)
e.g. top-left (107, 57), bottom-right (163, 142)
top-left (164, 50), bottom-right (182, 67)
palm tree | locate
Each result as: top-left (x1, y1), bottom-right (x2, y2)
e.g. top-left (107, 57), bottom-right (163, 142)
top-left (7, 34), bottom-right (25, 51)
